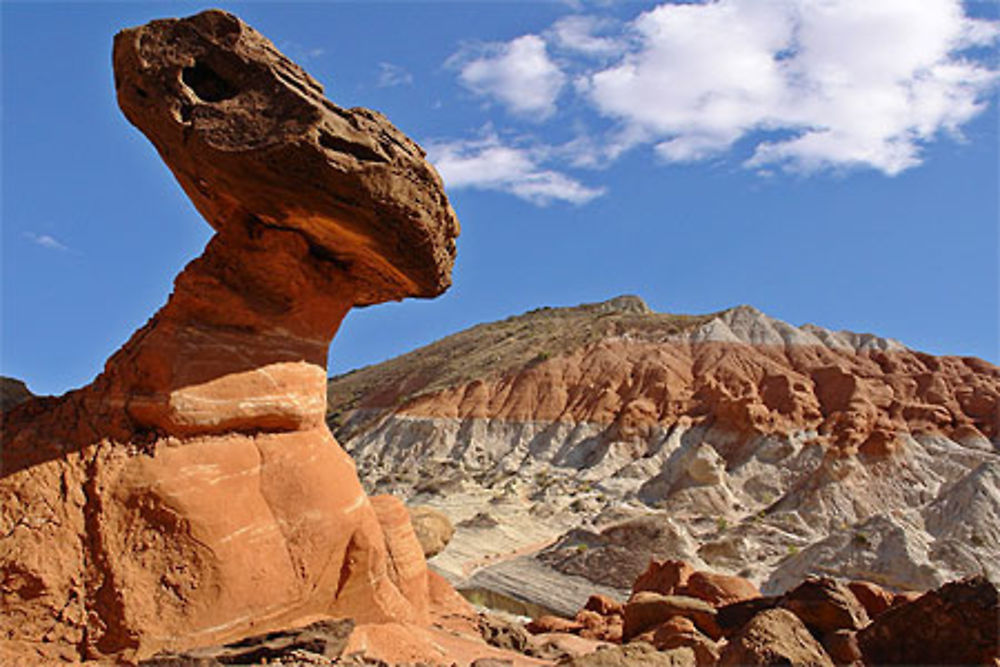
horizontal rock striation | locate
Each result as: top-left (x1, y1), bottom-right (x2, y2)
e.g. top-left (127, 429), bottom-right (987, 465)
top-left (328, 297), bottom-right (1000, 612)
top-left (1, 9), bottom-right (460, 663)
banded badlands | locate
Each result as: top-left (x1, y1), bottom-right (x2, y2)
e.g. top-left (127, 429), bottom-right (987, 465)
top-left (328, 295), bottom-right (1000, 615)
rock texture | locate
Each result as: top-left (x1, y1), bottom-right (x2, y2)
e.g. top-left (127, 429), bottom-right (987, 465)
top-left (327, 296), bottom-right (1000, 613)
top-left (717, 607), bottom-right (834, 666)
top-left (0, 377), bottom-right (34, 413)
top-left (139, 618), bottom-right (354, 665)
top-left (408, 505), bottom-right (455, 559)
top-left (0, 9), bottom-right (461, 663)
top-left (857, 576), bottom-right (1000, 665)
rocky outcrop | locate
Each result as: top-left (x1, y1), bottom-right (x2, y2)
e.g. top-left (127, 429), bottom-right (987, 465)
top-left (778, 577), bottom-right (869, 635)
top-left (857, 576), bottom-right (999, 665)
top-left (717, 608), bottom-right (834, 667)
top-left (622, 592), bottom-right (719, 643)
top-left (139, 618), bottom-right (354, 665)
top-left (557, 642), bottom-right (697, 667)
top-left (328, 297), bottom-right (999, 613)
top-left (0, 9), bottom-right (460, 663)
top-left (631, 559), bottom-right (759, 607)
top-left (0, 377), bottom-right (34, 413)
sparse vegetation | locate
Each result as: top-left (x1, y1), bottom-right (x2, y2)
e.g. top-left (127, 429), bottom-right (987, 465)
top-left (717, 517), bottom-right (729, 532)
top-left (326, 298), bottom-right (717, 432)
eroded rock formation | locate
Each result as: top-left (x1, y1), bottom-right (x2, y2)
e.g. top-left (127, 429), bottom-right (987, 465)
top-left (0, 9), bottom-right (460, 663)
top-left (328, 296), bottom-right (1000, 612)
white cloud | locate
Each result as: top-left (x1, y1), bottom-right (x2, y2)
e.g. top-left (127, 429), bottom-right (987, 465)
top-left (23, 232), bottom-right (70, 252)
top-left (377, 62), bottom-right (413, 88)
top-left (582, 0), bottom-right (999, 175)
top-left (450, 35), bottom-right (566, 119)
top-left (426, 133), bottom-right (605, 205)
top-left (548, 15), bottom-right (624, 57)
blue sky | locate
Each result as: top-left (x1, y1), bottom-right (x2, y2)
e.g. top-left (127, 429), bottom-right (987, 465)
top-left (2, 1), bottom-right (998, 396)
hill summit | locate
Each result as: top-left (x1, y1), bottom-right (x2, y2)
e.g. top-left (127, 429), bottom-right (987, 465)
top-left (328, 296), bottom-right (999, 615)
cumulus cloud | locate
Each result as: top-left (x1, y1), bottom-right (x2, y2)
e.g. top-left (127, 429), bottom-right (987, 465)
top-left (437, 0), bottom-right (997, 205)
top-left (426, 133), bottom-right (605, 205)
top-left (548, 15), bottom-right (624, 57)
top-left (450, 35), bottom-right (566, 118)
top-left (22, 232), bottom-right (71, 252)
top-left (582, 0), bottom-right (999, 174)
top-left (377, 62), bottom-right (413, 88)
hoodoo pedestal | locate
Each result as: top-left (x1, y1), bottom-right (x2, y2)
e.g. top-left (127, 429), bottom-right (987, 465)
top-left (0, 10), bottom-right (460, 663)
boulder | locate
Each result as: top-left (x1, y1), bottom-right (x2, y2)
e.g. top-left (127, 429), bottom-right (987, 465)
top-left (847, 580), bottom-right (893, 618)
top-left (407, 505), bottom-right (455, 558)
top-left (632, 559), bottom-right (695, 597)
top-left (718, 608), bottom-right (835, 667)
top-left (575, 609), bottom-right (623, 643)
top-left (822, 629), bottom-right (862, 665)
top-left (584, 594), bottom-right (624, 617)
top-left (644, 618), bottom-right (719, 664)
top-left (890, 590), bottom-right (922, 607)
top-left (716, 596), bottom-right (781, 637)
top-left (527, 615), bottom-right (585, 635)
top-left (0, 9), bottom-right (459, 663)
top-left (680, 570), bottom-right (761, 607)
top-left (779, 577), bottom-right (869, 634)
top-left (557, 642), bottom-right (697, 666)
top-left (623, 592), bottom-right (720, 642)
top-left (857, 576), bottom-right (1000, 665)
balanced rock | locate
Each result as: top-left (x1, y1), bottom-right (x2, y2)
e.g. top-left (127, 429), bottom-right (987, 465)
top-left (0, 9), bottom-right (458, 663)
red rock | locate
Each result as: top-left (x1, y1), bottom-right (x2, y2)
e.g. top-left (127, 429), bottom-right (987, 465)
top-left (574, 609), bottom-right (623, 643)
top-left (331, 306), bottom-right (1000, 451)
top-left (631, 559), bottom-right (695, 597)
top-left (716, 596), bottom-right (782, 638)
top-left (427, 569), bottom-right (475, 620)
top-left (823, 629), bottom-right (862, 665)
top-left (526, 615), bottom-right (584, 635)
top-left (584, 594), bottom-right (625, 617)
top-left (847, 580), bottom-right (893, 618)
top-left (623, 592), bottom-right (720, 642)
top-left (0, 9), bottom-right (460, 663)
top-left (779, 577), bottom-right (869, 635)
top-left (680, 570), bottom-right (761, 607)
top-left (858, 576), bottom-right (1000, 665)
top-left (890, 590), bottom-right (923, 607)
top-left (718, 608), bottom-right (835, 667)
top-left (648, 620), bottom-right (720, 665)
